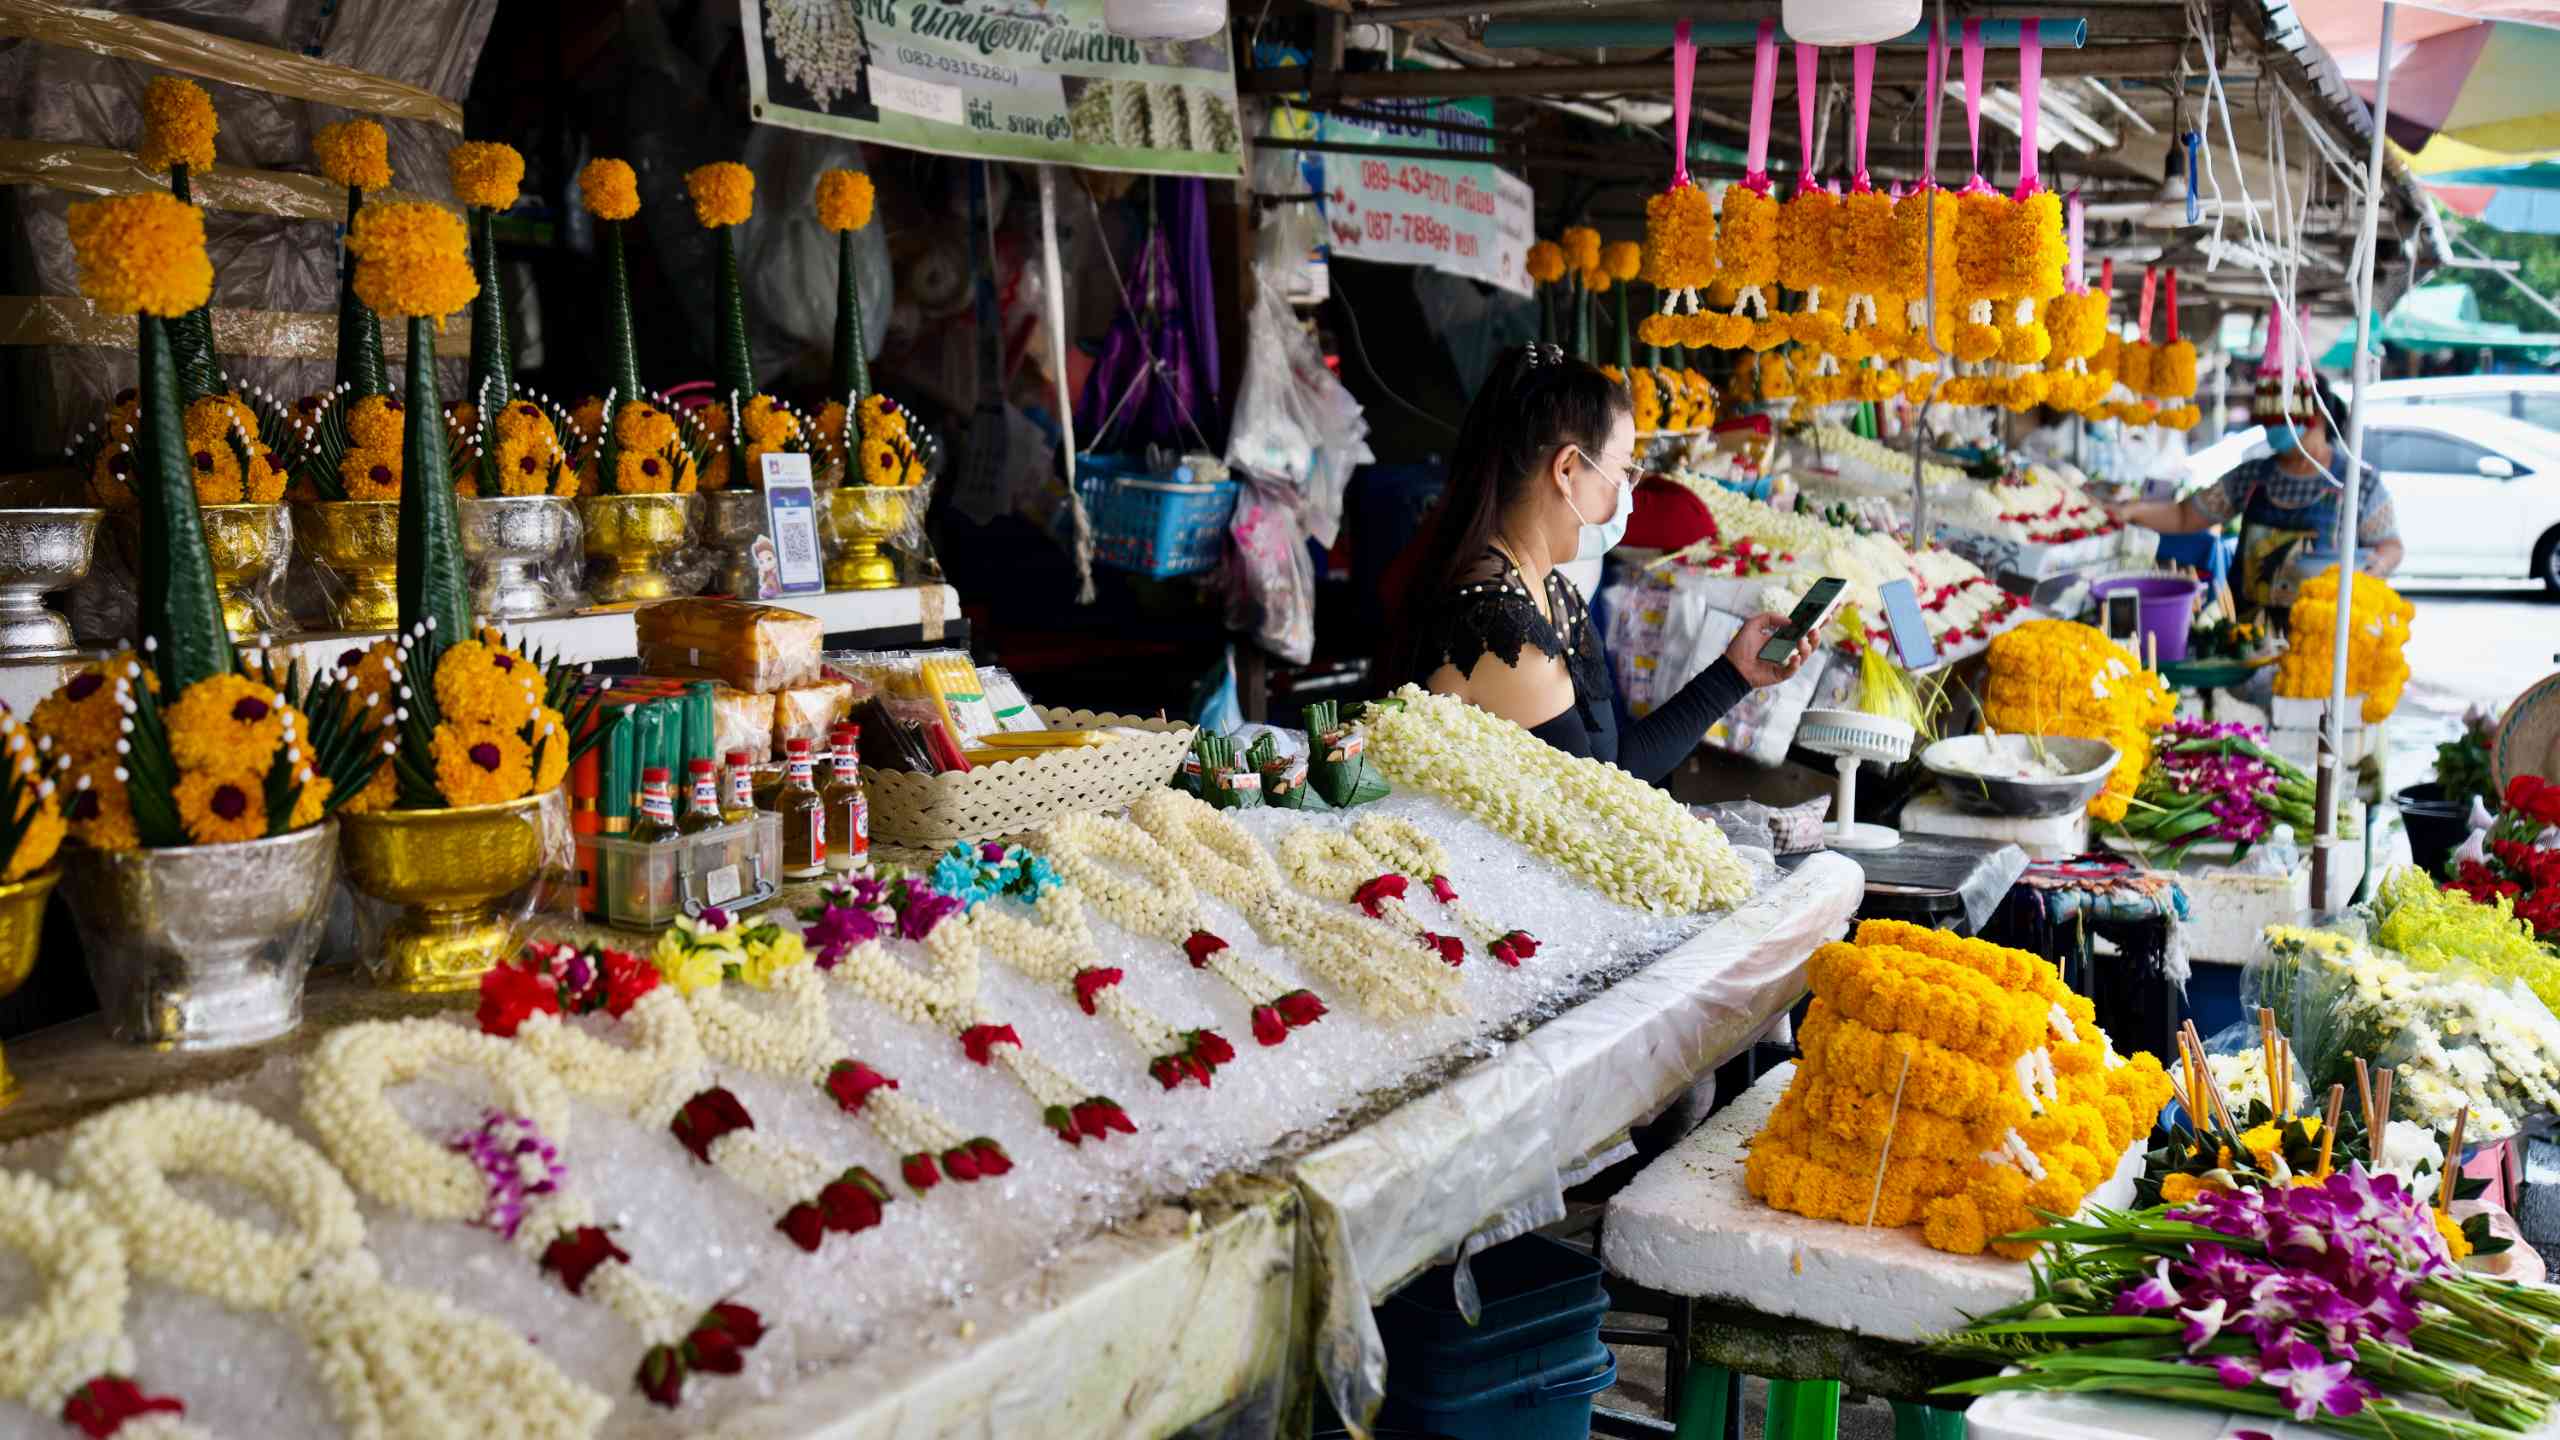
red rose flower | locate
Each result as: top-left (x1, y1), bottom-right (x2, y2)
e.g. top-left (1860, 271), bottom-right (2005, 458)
top-left (959, 1023), bottom-right (1021, 1065)
top-left (900, 1152), bottom-right (940, 1194)
top-left (637, 1344), bottom-right (687, 1407)
top-left (1071, 966), bottom-right (1124, 1016)
top-left (823, 1059), bottom-right (897, 1112)
top-left (1426, 873), bottom-right (1459, 904)
top-left (539, 1225), bottom-right (630, 1294)
top-left (601, 947), bottom-right (661, 1017)
top-left (670, 1087), bottom-right (754, 1165)
top-left (475, 962), bottom-right (560, 1037)
top-left (942, 1144), bottom-right (982, 1182)
top-left (775, 1202), bottom-right (827, 1252)
top-left (1150, 1056), bottom-right (1187, 1091)
top-left (1043, 1103), bottom-right (1083, 1145)
top-left (1251, 1005), bottom-right (1288, 1046)
top-left (702, 1301), bottom-right (765, 1348)
top-left (1182, 931), bottom-right (1229, 967)
top-left (1275, 990), bottom-right (1327, 1028)
top-left (686, 1324), bottom-right (746, 1375)
top-left (1501, 930), bottom-right (1539, 960)
top-left (62, 1377), bottom-right (185, 1439)
top-left (818, 1172), bottom-right (886, 1234)
top-left (1071, 1098), bottom-right (1135, 1139)
top-left (1352, 873), bottom-right (1409, 918)
top-left (967, 1137), bottom-right (1012, 1175)
top-left (1191, 1029), bottom-right (1237, 1067)
top-left (1426, 933), bottom-right (1467, 967)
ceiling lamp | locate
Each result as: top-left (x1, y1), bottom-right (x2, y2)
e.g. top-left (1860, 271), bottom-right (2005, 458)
top-left (1104, 0), bottom-right (1225, 40)
top-left (1782, 0), bottom-right (1921, 47)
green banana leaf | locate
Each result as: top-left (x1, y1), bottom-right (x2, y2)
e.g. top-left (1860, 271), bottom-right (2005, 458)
top-left (133, 312), bottom-right (235, 697)
top-left (466, 206), bottom-right (511, 409)
top-left (831, 227), bottom-right (868, 400)
top-left (334, 184), bottom-right (386, 398)
top-left (714, 226), bottom-right (754, 405)
top-left (396, 313), bottom-right (471, 649)
top-left (603, 220), bottom-right (642, 409)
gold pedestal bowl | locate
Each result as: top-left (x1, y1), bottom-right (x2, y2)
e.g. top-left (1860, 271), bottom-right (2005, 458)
top-left (293, 499), bottom-right (400, 631)
top-left (0, 868), bottom-right (57, 1103)
top-left (199, 502), bottom-right (293, 637)
top-left (826, 484), bottom-right (912, 591)
top-left (579, 492), bottom-right (694, 604)
top-left (339, 790), bottom-right (564, 993)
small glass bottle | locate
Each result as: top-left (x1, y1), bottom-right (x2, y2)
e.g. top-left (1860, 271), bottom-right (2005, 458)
top-left (776, 737), bottom-right (827, 878)
top-left (632, 766), bottom-right (680, 845)
top-left (721, 748), bottom-right (757, 825)
top-left (821, 723), bottom-right (870, 874)
top-left (679, 757), bottom-right (724, 836)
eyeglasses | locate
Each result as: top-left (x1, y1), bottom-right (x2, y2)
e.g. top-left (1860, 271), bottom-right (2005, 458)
top-left (1567, 445), bottom-right (1641, 490)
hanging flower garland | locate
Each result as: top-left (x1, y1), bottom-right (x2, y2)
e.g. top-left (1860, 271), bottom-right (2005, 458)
top-left (799, 876), bottom-right (1138, 1146)
top-left (1276, 825), bottom-right (1467, 967)
top-left (0, 1168), bottom-right (202, 1440)
top-left (476, 942), bottom-right (894, 1254)
top-left (1639, 21), bottom-right (1719, 351)
top-left (303, 1018), bottom-right (764, 1408)
top-left (1349, 813), bottom-right (1539, 966)
top-left (1036, 811), bottom-right (1327, 1046)
top-left (61, 1094), bottom-right (612, 1438)
top-left (1128, 790), bottom-right (1465, 1019)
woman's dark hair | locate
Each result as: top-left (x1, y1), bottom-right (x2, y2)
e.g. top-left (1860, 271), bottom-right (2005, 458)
top-left (1381, 344), bottom-right (1632, 687)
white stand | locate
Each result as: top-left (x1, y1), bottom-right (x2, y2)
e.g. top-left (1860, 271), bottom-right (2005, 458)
top-left (1827, 753), bottom-right (1902, 850)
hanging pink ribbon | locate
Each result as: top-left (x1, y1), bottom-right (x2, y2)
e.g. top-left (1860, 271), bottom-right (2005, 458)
top-left (2260, 309), bottom-right (2284, 371)
top-left (2164, 269), bottom-right (2180, 343)
top-left (1922, 27), bottom-right (1945, 187)
top-left (2013, 19), bottom-right (2043, 196)
top-left (2066, 187), bottom-right (2085, 292)
top-left (1671, 19), bottom-right (1696, 187)
top-left (2101, 256), bottom-right (2115, 294)
top-left (1962, 19), bottom-right (1986, 182)
top-left (1745, 19), bottom-right (1778, 189)
top-left (2137, 265), bottom-right (2159, 343)
top-left (1796, 40), bottom-right (1818, 190)
top-left (1851, 45), bottom-right (1875, 191)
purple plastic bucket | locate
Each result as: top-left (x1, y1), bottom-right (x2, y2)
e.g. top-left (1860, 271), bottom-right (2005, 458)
top-left (2089, 576), bottom-right (2203, 662)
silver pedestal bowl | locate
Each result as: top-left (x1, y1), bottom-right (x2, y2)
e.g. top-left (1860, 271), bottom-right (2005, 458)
top-left (459, 494), bottom-right (578, 621)
top-left (704, 488), bottom-right (770, 598)
top-left (0, 508), bottom-right (101, 655)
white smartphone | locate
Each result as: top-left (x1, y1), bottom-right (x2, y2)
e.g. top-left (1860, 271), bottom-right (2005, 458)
top-left (1758, 576), bottom-right (1849, 665)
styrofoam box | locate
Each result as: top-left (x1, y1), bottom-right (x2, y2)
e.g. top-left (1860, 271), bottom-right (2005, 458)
top-left (1900, 793), bottom-right (2090, 862)
top-left (2269, 693), bottom-right (2364, 732)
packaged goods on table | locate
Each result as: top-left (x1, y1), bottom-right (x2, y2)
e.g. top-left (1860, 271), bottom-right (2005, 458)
top-left (635, 597), bottom-right (824, 692)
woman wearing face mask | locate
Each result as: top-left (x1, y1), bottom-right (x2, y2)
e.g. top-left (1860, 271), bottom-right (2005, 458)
top-left (1384, 344), bottom-right (1815, 783)
top-left (2094, 381), bottom-right (2403, 619)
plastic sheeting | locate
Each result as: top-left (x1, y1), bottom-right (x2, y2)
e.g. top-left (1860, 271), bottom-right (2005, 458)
top-left (1296, 852), bottom-right (1864, 1431)
top-left (0, 0), bottom-right (494, 454)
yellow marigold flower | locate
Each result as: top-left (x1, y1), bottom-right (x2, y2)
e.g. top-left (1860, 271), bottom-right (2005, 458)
top-left (447, 140), bottom-right (525, 211)
top-left (578, 158), bottom-right (640, 220)
top-left (313, 119), bottom-right (392, 192)
top-left (1583, 265), bottom-right (1612, 295)
top-left (287, 775), bottom-right (333, 830)
top-left (1717, 185), bottom-right (1779, 289)
top-left (349, 201), bottom-right (478, 324)
top-left (1777, 188), bottom-right (1841, 295)
top-left (1646, 183), bottom-right (1717, 290)
top-left (532, 709), bottom-right (570, 793)
top-left (2155, 340), bottom-right (2199, 400)
top-left (815, 169), bottom-right (875, 232)
top-left (1524, 240), bottom-right (1565, 285)
top-left (433, 721), bottom-right (533, 806)
top-left (856, 393), bottom-right (909, 442)
top-left (66, 193), bottom-right (213, 318)
top-left (342, 760), bottom-right (398, 815)
top-left (174, 768), bottom-right (268, 845)
top-left (2433, 1208), bottom-right (2472, 1262)
top-left (684, 161), bottom-right (756, 228)
top-left (742, 394), bottom-right (798, 446)
top-left (615, 449), bottom-right (678, 494)
top-left (186, 437), bottom-right (245, 505)
top-left (33, 660), bottom-right (137, 763)
top-left (2006, 189), bottom-right (2067, 302)
top-left (2044, 291), bottom-right (2108, 363)
top-left (434, 639), bottom-right (540, 728)
top-left (2119, 339), bottom-right (2155, 396)
top-left (5, 785), bottom-right (65, 882)
top-left (165, 674), bottom-right (286, 785)
top-left (138, 76), bottom-right (217, 174)
top-left (340, 448), bottom-right (402, 502)
top-left (60, 754), bottom-right (137, 852)
top-left (1600, 240), bottom-right (1642, 281)
top-left (1561, 225), bottom-right (1601, 272)
top-left (859, 437), bottom-right (902, 488)
top-left (491, 399), bottom-right (554, 446)
top-left (813, 400), bottom-right (849, 463)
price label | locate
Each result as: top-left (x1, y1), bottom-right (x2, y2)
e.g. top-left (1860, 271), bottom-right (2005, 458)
top-left (760, 453), bottom-right (826, 597)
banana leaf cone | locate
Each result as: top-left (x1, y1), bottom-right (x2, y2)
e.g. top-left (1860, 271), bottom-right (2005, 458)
top-left (714, 225), bottom-right (755, 405)
top-left (396, 314), bottom-right (472, 653)
top-left (466, 206), bottom-right (512, 409)
top-left (603, 219), bottom-right (642, 410)
top-left (1538, 283), bottom-right (1555, 347)
top-left (163, 164), bottom-right (226, 403)
top-left (1616, 281), bottom-right (1633, 372)
top-left (334, 184), bottom-right (387, 398)
top-left (830, 227), bottom-right (868, 401)
top-left (133, 311), bottom-right (236, 696)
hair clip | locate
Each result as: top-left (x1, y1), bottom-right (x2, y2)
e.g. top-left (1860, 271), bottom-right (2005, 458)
top-left (1520, 341), bottom-right (1563, 369)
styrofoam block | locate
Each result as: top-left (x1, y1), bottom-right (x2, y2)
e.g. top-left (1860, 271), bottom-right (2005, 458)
top-left (2269, 694), bottom-right (2362, 732)
top-left (2180, 865), bottom-right (2310, 967)
top-left (1601, 1062), bottom-right (2145, 1341)
top-left (1969, 1386), bottom-right (2560, 1440)
top-left (1901, 794), bottom-right (2090, 862)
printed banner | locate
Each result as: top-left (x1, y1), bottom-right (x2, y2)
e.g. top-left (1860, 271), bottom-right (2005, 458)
top-left (1314, 96), bottom-right (1534, 297)
top-left (743, 0), bottom-right (1240, 178)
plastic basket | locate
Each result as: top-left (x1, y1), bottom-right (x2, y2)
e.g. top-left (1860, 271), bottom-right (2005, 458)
top-left (860, 707), bottom-right (1195, 849)
top-left (1076, 457), bottom-right (1238, 578)
top-left (1377, 1234), bottom-right (1612, 1400)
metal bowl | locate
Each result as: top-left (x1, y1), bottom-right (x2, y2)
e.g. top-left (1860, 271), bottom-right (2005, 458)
top-left (460, 494), bottom-right (578, 620)
top-left (1919, 734), bottom-right (2120, 818)
top-left (0, 508), bottom-right (100, 655)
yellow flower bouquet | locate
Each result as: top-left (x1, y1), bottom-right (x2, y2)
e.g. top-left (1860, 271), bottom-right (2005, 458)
top-left (1983, 619), bottom-right (2173, 823)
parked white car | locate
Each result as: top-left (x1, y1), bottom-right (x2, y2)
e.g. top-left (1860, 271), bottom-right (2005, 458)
top-left (2366, 373), bottom-right (2560, 430)
top-left (2183, 405), bottom-right (2560, 592)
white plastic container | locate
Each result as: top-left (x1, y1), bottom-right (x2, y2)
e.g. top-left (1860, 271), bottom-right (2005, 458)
top-left (591, 813), bottom-right (783, 930)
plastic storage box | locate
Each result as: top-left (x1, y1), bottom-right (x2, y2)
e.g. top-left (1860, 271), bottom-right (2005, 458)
top-left (1373, 1233), bottom-right (1616, 1438)
top-left (1075, 455), bottom-right (1238, 578)
top-left (589, 813), bottom-right (784, 929)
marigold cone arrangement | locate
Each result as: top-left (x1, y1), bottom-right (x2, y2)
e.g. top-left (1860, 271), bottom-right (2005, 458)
top-left (450, 141), bottom-right (525, 411)
top-left (136, 75), bottom-right (224, 399)
top-left (578, 157), bottom-right (645, 407)
top-left (817, 168), bottom-right (876, 398)
top-left (316, 119), bottom-right (392, 399)
top-left (1982, 620), bottom-right (2174, 824)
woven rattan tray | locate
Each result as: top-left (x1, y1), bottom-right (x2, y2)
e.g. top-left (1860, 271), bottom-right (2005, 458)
top-left (862, 707), bottom-right (1196, 848)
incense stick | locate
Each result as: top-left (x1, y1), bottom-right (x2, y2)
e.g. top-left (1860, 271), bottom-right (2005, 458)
top-left (2259, 1008), bottom-right (2283, 1121)
top-left (1864, 1050), bottom-right (1916, 1229)
top-left (2438, 1108), bottom-right (2467, 1213)
top-left (2317, 1084), bottom-right (2343, 1179)
top-left (2374, 1068), bottom-right (2394, 1138)
top-left (2355, 1056), bottom-right (2376, 1153)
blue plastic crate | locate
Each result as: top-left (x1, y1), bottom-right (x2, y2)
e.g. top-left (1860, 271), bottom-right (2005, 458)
top-left (1075, 456), bottom-right (1238, 579)
top-left (1375, 1352), bottom-right (1618, 1440)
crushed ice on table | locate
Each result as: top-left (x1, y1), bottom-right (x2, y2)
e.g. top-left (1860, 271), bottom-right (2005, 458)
top-left (0, 792), bottom-right (1728, 1437)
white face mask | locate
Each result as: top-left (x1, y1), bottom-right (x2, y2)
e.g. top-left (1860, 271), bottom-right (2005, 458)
top-left (1562, 447), bottom-right (1635, 560)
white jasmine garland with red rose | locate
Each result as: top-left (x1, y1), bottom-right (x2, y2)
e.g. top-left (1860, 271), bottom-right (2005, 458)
top-left (302, 1018), bottom-right (765, 1409)
top-left (1277, 824), bottom-right (1468, 967)
top-left (0, 1167), bottom-right (208, 1440)
top-left (1349, 813), bottom-right (1540, 966)
top-left (953, 889), bottom-right (1238, 1090)
top-left (1035, 811), bottom-right (1328, 1047)
top-left (1129, 789), bottom-right (1464, 1019)
top-left (60, 1093), bottom-right (611, 1438)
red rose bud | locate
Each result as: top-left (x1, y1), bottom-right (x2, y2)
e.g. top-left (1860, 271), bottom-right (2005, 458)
top-left (703, 1301), bottom-right (766, 1348)
top-left (1072, 1098), bottom-right (1135, 1139)
top-left (1191, 1029), bottom-right (1236, 1066)
top-left (62, 1377), bottom-right (185, 1439)
top-left (1182, 931), bottom-right (1229, 967)
top-left (1490, 939), bottom-right (1520, 967)
top-left (816, 1178), bottom-right (882, 1236)
top-left (942, 1145), bottom-right (982, 1181)
top-left (1428, 933), bottom-right (1467, 967)
top-left (601, 947), bottom-right (661, 1017)
top-left (637, 1343), bottom-right (687, 1408)
top-left (475, 962), bottom-right (561, 1037)
top-left (686, 1324), bottom-right (746, 1375)
top-left (1043, 1103), bottom-right (1083, 1145)
top-left (1150, 1057), bottom-right (1185, 1090)
top-left (1251, 1005), bottom-right (1288, 1046)
top-left (1501, 930), bottom-right (1539, 960)
top-left (776, 1202), bottom-right (828, 1252)
top-left (670, 1087), bottom-right (754, 1164)
top-left (967, 1138), bottom-right (1012, 1175)
top-left (1183, 1052), bottom-right (1215, 1088)
top-left (823, 1059), bottom-right (898, 1112)
top-left (959, 1023), bottom-right (1021, 1065)
top-left (1352, 873), bottom-right (1409, 917)
top-left (1427, 873), bottom-right (1459, 904)
top-left (900, 1152), bottom-right (940, 1194)
top-left (1070, 966), bottom-right (1124, 1016)
top-left (1275, 990), bottom-right (1328, 1027)
top-left (538, 1225), bottom-right (630, 1295)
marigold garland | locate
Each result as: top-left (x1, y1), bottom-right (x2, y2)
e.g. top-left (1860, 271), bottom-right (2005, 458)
top-left (348, 201), bottom-right (478, 324)
top-left (1981, 620), bottom-right (2172, 824)
top-left (2273, 568), bottom-right (2412, 721)
top-left (2006, 190), bottom-right (2067, 302)
top-left (65, 193), bottom-right (212, 318)
top-left (577, 157), bottom-right (640, 220)
top-left (684, 161), bottom-right (755, 228)
top-left (447, 141), bottom-right (525, 211)
top-left (312, 119), bottom-right (392, 192)
top-left (815, 168), bottom-right (875, 232)
top-left (139, 75), bottom-right (218, 174)
top-left (2155, 339), bottom-right (2199, 400)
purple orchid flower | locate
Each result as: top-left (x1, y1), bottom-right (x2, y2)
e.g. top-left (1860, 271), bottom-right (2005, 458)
top-left (2257, 1340), bottom-right (2375, 1421)
top-left (2115, 1260), bottom-right (2183, 1313)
